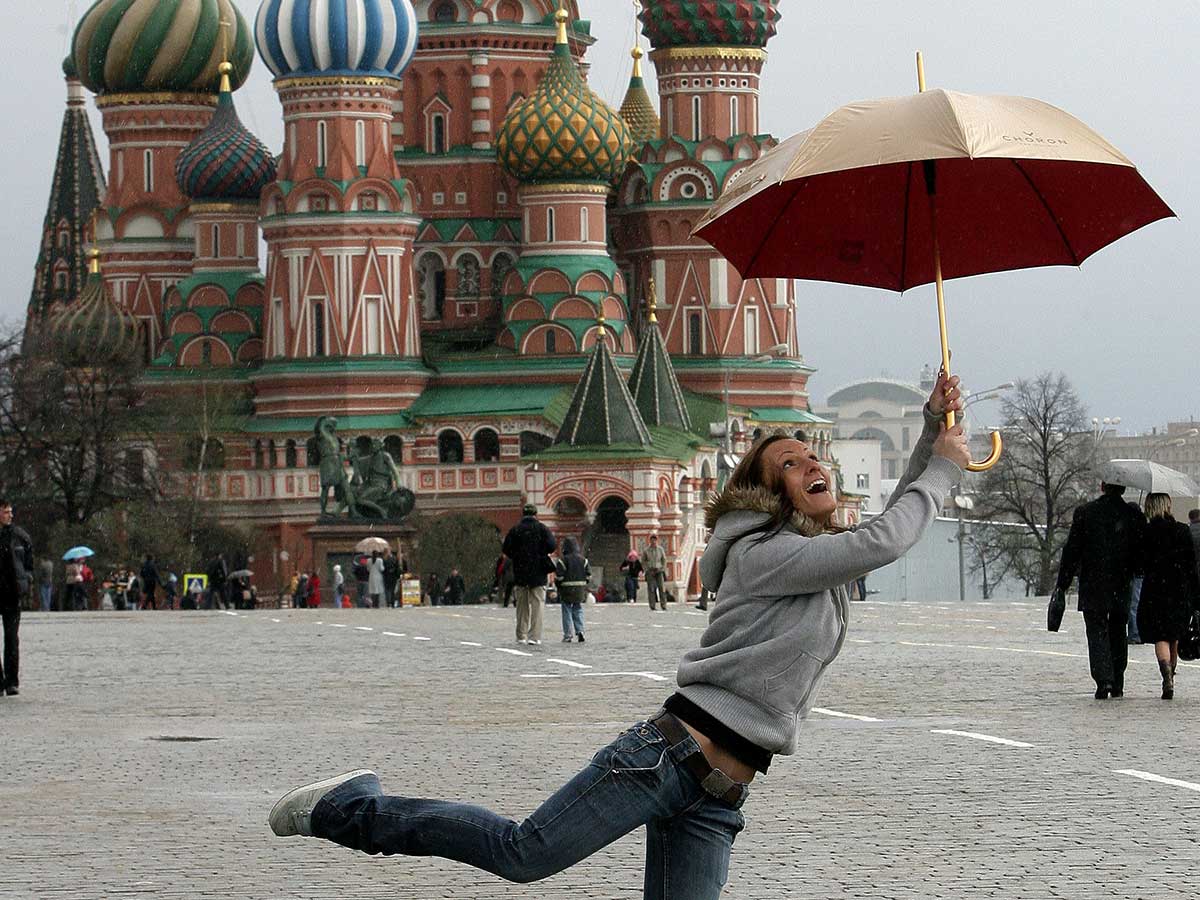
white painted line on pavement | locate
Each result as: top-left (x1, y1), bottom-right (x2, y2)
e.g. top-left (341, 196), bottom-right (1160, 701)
top-left (548, 658), bottom-right (592, 669)
top-left (496, 647), bottom-right (534, 657)
top-left (1115, 769), bottom-right (1200, 793)
top-left (848, 638), bottom-right (873, 644)
top-left (459, 641), bottom-right (484, 647)
top-left (328, 623), bottom-right (347, 628)
top-left (413, 636), bottom-right (431, 641)
top-left (520, 674), bottom-right (562, 678)
top-left (381, 632), bottom-right (406, 637)
top-left (222, 611), bottom-right (238, 617)
top-left (812, 707), bottom-right (881, 723)
top-left (270, 618), bottom-right (281, 623)
top-left (931, 729), bottom-right (1033, 748)
top-left (356, 626), bottom-right (374, 631)
top-left (580, 671), bottom-right (668, 682)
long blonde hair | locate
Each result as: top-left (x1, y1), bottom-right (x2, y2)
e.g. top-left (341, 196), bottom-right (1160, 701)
top-left (1144, 492), bottom-right (1173, 521)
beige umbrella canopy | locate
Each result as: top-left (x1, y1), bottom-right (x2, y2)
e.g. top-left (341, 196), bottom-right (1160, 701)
top-left (694, 56), bottom-right (1173, 470)
top-left (355, 537), bottom-right (391, 554)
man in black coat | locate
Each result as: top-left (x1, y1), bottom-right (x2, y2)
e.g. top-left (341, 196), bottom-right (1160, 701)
top-left (140, 555), bottom-right (161, 610)
top-left (1054, 483), bottom-right (1146, 699)
top-left (501, 503), bottom-right (556, 645)
top-left (0, 499), bottom-right (34, 696)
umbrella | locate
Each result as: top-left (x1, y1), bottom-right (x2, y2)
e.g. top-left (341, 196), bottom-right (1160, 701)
top-left (355, 537), bottom-right (390, 554)
top-left (694, 53), bottom-right (1173, 471)
top-left (1099, 460), bottom-right (1199, 497)
top-left (62, 546), bottom-right (95, 561)
top-left (229, 569), bottom-right (254, 580)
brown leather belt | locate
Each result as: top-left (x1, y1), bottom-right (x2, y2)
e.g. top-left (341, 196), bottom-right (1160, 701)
top-left (649, 710), bottom-right (749, 808)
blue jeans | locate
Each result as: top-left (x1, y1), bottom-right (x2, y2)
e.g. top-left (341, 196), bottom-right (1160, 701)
top-left (560, 601), bottom-right (584, 638)
top-left (39, 584), bottom-right (52, 612)
top-left (312, 719), bottom-right (747, 898)
top-left (625, 576), bottom-right (638, 602)
top-left (1128, 576), bottom-right (1143, 643)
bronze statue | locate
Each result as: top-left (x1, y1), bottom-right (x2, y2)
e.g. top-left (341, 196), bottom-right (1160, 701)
top-left (313, 417), bottom-right (415, 521)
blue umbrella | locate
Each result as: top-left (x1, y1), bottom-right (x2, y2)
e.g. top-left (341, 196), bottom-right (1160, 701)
top-left (62, 546), bottom-right (95, 561)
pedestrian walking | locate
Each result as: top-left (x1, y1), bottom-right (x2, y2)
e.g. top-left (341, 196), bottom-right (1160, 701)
top-left (163, 572), bottom-right (178, 610)
top-left (353, 557), bottom-right (371, 608)
top-left (443, 568), bottom-right (465, 606)
top-left (1053, 481), bottom-right (1146, 699)
top-left (383, 552), bottom-right (400, 608)
top-left (268, 374), bottom-right (968, 900)
top-left (424, 572), bottom-right (441, 606)
top-left (556, 538), bottom-right (589, 643)
top-left (1127, 501), bottom-right (1145, 643)
top-left (619, 551), bottom-right (642, 603)
top-left (37, 558), bottom-right (53, 612)
top-left (1137, 494), bottom-right (1200, 699)
top-left (642, 535), bottom-right (668, 611)
top-left (293, 573), bottom-right (309, 610)
top-left (140, 555), bottom-right (160, 610)
top-left (0, 499), bottom-right (34, 696)
top-left (207, 554), bottom-right (229, 611)
top-left (502, 503), bottom-right (556, 645)
top-left (332, 565), bottom-right (345, 609)
top-left (307, 571), bottom-right (323, 609)
top-left (368, 552), bottom-right (385, 609)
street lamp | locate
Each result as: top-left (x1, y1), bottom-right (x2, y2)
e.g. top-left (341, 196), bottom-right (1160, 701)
top-left (962, 382), bottom-right (1015, 409)
top-left (952, 490), bottom-right (975, 603)
top-left (1147, 428), bottom-right (1198, 461)
top-left (1091, 416), bottom-right (1122, 442)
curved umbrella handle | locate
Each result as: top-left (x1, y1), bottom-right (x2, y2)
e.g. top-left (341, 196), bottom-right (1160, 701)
top-left (966, 427), bottom-right (1003, 473)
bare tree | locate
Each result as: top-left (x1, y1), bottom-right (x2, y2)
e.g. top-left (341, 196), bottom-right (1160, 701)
top-left (970, 372), bottom-right (1096, 596)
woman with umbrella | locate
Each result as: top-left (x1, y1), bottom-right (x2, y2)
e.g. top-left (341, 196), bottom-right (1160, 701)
top-left (1138, 494), bottom-right (1200, 699)
top-left (269, 373), bottom-right (969, 899)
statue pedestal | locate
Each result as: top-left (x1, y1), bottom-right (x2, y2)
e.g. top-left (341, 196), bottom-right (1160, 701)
top-left (306, 519), bottom-right (419, 590)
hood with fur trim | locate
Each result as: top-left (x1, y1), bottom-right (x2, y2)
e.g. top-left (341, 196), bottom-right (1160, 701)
top-left (700, 485), bottom-right (830, 593)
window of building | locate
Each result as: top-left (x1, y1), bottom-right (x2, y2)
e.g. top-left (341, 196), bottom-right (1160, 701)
top-left (311, 300), bottom-right (327, 357)
top-left (431, 114), bottom-right (447, 154)
top-left (211, 224), bottom-right (220, 258)
top-left (456, 255), bottom-right (480, 298)
top-left (856, 473), bottom-right (870, 490)
top-left (418, 253), bottom-right (447, 320)
top-left (691, 96), bottom-right (702, 142)
top-left (54, 268), bottom-right (68, 290)
top-left (438, 430), bottom-right (464, 463)
top-left (580, 207), bottom-right (589, 242)
top-left (474, 428), bottom-right (500, 462)
top-left (288, 123), bottom-right (297, 164)
top-left (454, 191), bottom-right (467, 205)
top-left (902, 427), bottom-right (911, 450)
top-left (546, 206), bottom-right (556, 242)
top-left (496, 190), bottom-right (508, 204)
top-left (364, 296), bottom-right (382, 354)
top-left (384, 435), bottom-right (403, 462)
top-left (253, 440), bottom-right (264, 469)
top-left (267, 439), bottom-right (277, 469)
top-left (744, 307), bottom-right (759, 355)
top-left (490, 253), bottom-right (515, 301)
top-left (666, 102), bottom-right (674, 136)
top-left (688, 311), bottom-right (703, 354)
top-left (143, 149), bottom-right (154, 192)
top-left (236, 223), bottom-right (245, 257)
top-left (57, 228), bottom-right (70, 249)
top-left (316, 121), bottom-right (328, 168)
top-left (887, 458), bottom-right (898, 479)
top-left (355, 119), bottom-right (366, 168)
top-left (545, 329), bottom-right (556, 354)
top-left (433, 1), bottom-right (456, 22)
top-left (272, 298), bottom-right (285, 357)
top-left (285, 439), bottom-right (298, 468)
top-left (730, 95), bottom-right (740, 133)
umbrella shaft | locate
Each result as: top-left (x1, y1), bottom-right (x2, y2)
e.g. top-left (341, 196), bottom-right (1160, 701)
top-left (928, 190), bottom-right (956, 430)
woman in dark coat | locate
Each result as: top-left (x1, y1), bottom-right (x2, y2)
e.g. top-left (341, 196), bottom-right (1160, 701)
top-left (1137, 493), bottom-right (1200, 699)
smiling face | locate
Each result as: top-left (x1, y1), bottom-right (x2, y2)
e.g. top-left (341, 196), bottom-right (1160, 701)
top-left (761, 439), bottom-right (837, 522)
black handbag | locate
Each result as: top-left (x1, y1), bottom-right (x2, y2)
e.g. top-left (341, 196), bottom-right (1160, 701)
top-left (1179, 612), bottom-right (1200, 662)
top-left (1047, 589), bottom-right (1066, 632)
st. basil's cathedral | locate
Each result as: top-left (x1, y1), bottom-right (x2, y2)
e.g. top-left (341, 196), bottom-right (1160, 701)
top-left (29, 0), bottom-right (852, 597)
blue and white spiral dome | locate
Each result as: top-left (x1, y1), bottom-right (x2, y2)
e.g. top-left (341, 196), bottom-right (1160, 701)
top-left (255, 0), bottom-right (418, 81)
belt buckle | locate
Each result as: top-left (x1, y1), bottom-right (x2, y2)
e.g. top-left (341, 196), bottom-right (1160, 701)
top-left (700, 768), bottom-right (737, 800)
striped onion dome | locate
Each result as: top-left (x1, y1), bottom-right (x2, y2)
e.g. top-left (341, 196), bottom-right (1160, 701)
top-left (72, 0), bottom-right (255, 95)
top-left (176, 65), bottom-right (278, 201)
top-left (496, 10), bottom-right (633, 185)
top-left (50, 257), bottom-right (140, 366)
top-left (639, 0), bottom-right (780, 50)
top-left (255, 0), bottom-right (419, 81)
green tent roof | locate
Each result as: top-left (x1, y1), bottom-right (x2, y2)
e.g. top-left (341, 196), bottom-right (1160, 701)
top-left (628, 320), bottom-right (691, 431)
top-left (555, 334), bottom-right (650, 447)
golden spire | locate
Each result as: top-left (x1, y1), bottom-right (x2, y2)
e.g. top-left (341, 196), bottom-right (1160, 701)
top-left (555, 4), bottom-right (569, 45)
top-left (631, 46), bottom-right (644, 79)
top-left (219, 17), bottom-right (234, 92)
top-left (596, 304), bottom-right (607, 327)
top-left (86, 247), bottom-right (101, 275)
top-left (646, 279), bottom-right (658, 324)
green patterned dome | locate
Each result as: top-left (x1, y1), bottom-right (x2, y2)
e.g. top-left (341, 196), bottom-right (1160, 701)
top-left (50, 255), bottom-right (140, 366)
top-left (72, 0), bottom-right (255, 96)
top-left (496, 11), bottom-right (633, 185)
top-left (639, 0), bottom-right (780, 50)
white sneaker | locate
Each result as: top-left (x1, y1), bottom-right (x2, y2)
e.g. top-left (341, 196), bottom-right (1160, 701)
top-left (268, 769), bottom-right (375, 837)
top-left (528, 639), bottom-right (542, 645)
top-left (517, 638), bottom-right (528, 644)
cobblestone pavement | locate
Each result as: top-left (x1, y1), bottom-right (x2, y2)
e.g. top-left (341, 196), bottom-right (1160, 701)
top-left (4, 598), bottom-right (1198, 899)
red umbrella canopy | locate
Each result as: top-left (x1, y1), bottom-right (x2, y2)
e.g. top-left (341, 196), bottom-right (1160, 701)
top-left (694, 89), bottom-right (1174, 289)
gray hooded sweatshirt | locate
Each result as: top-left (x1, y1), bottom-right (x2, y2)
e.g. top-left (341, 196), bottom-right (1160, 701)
top-left (677, 407), bottom-right (961, 756)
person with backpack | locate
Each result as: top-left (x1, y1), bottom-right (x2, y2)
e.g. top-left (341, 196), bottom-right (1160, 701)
top-left (555, 539), bottom-right (589, 643)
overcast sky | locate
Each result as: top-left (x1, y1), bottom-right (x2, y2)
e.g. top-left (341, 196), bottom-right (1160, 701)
top-left (3, 1), bottom-right (1195, 432)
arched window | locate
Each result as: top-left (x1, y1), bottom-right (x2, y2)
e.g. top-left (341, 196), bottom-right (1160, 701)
top-left (431, 114), bottom-right (447, 154)
top-left (211, 224), bottom-right (220, 258)
top-left (305, 436), bottom-right (320, 466)
top-left (545, 329), bottom-right (556, 354)
top-left (433, 1), bottom-right (456, 22)
top-left (355, 435), bottom-right (374, 458)
top-left (384, 435), bottom-right (404, 463)
top-left (730, 95), bottom-right (740, 134)
top-left (456, 255), bottom-right (480, 298)
top-left (285, 439), bottom-right (298, 468)
top-left (311, 300), bottom-right (327, 357)
top-left (267, 439), bottom-right (277, 469)
top-left (490, 253), bottom-right (515, 301)
top-left (143, 149), bottom-right (154, 192)
top-left (688, 311), bottom-right (703, 354)
top-left (417, 253), bottom-right (447, 320)
top-left (580, 207), bottom-right (589, 243)
top-left (438, 429), bottom-right (464, 463)
top-left (474, 428), bottom-right (500, 462)
top-left (184, 437), bottom-right (225, 470)
top-left (253, 440), bottom-right (264, 469)
top-left (546, 206), bottom-right (556, 242)
top-left (691, 96), bottom-right (702, 142)
top-left (355, 120), bottom-right (366, 168)
top-left (316, 121), bottom-right (328, 168)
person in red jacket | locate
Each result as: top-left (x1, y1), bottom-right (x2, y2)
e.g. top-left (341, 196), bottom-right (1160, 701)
top-left (307, 572), bottom-right (322, 609)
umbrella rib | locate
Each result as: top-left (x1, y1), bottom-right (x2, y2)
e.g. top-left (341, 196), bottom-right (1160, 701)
top-left (742, 180), bottom-right (806, 276)
top-left (898, 161), bottom-right (914, 292)
top-left (1012, 160), bottom-right (1081, 267)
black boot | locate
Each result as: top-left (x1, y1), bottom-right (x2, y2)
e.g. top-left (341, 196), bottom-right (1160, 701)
top-left (1160, 660), bottom-right (1175, 700)
top-left (1094, 683), bottom-right (1112, 700)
